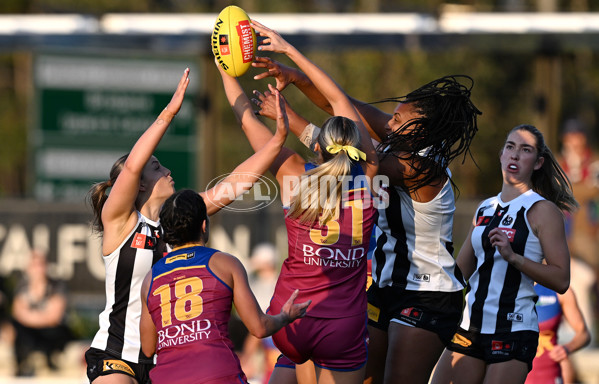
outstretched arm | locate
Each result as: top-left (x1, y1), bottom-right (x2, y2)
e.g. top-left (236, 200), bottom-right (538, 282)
top-left (217, 62), bottom-right (306, 204)
top-left (252, 56), bottom-right (388, 142)
top-left (201, 77), bottom-right (294, 216)
top-left (253, 56), bottom-right (332, 114)
top-left (102, 68), bottom-right (190, 227)
top-left (252, 20), bottom-right (378, 181)
top-left (216, 252), bottom-right (310, 338)
top-left (252, 85), bottom-right (312, 145)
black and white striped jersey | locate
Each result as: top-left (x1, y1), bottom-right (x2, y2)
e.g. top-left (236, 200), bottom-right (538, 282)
top-left (371, 172), bottom-right (465, 292)
top-left (460, 189), bottom-right (545, 334)
top-left (90, 212), bottom-right (167, 363)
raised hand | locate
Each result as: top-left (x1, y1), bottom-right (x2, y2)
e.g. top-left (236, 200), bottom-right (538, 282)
top-left (252, 83), bottom-right (282, 120)
top-left (273, 87), bottom-right (289, 143)
top-left (251, 20), bottom-right (292, 55)
top-left (165, 68), bottom-right (190, 115)
top-left (252, 56), bottom-right (295, 91)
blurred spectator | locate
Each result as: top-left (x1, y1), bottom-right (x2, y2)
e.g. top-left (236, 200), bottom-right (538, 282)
top-left (0, 275), bottom-right (9, 330)
top-left (0, 273), bottom-right (15, 352)
top-left (558, 118), bottom-right (599, 345)
top-left (11, 249), bottom-right (72, 376)
top-left (240, 243), bottom-right (281, 383)
top-left (248, 243), bottom-right (279, 310)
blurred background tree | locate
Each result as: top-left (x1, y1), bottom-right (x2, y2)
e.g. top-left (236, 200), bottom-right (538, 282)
top-left (0, 0), bottom-right (596, 15)
top-left (0, 0), bottom-right (597, 199)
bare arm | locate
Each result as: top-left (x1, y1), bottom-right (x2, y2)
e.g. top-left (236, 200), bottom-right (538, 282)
top-left (217, 62), bottom-right (306, 205)
top-left (252, 56), bottom-right (389, 142)
top-left (252, 20), bottom-right (378, 182)
top-left (200, 81), bottom-right (294, 216)
top-left (252, 87), bottom-right (312, 142)
top-left (213, 253), bottom-right (310, 338)
top-left (549, 288), bottom-right (591, 362)
top-left (490, 200), bottom-right (570, 293)
top-left (139, 272), bottom-right (157, 357)
top-left (12, 292), bottom-right (66, 328)
top-left (456, 224), bottom-right (477, 281)
top-left (252, 56), bottom-right (332, 114)
top-left (101, 68), bottom-right (189, 235)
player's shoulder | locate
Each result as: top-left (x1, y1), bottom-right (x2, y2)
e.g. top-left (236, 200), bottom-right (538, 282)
top-left (209, 251), bottom-right (245, 288)
top-left (210, 251), bottom-right (245, 272)
top-left (527, 199), bottom-right (563, 229)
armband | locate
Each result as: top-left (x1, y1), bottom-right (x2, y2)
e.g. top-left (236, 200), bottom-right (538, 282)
top-left (298, 123), bottom-right (321, 152)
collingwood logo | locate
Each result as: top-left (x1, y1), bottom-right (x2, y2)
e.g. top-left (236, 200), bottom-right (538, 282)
top-left (501, 215), bottom-right (513, 226)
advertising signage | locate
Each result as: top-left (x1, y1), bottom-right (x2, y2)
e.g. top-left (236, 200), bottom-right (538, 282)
top-left (33, 53), bottom-right (198, 201)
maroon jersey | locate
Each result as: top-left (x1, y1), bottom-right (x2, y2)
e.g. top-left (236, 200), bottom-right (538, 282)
top-left (272, 164), bottom-right (377, 318)
top-left (147, 246), bottom-right (246, 384)
top-left (526, 285), bottom-right (563, 384)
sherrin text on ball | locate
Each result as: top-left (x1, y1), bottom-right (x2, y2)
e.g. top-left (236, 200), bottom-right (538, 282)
top-left (212, 5), bottom-right (256, 77)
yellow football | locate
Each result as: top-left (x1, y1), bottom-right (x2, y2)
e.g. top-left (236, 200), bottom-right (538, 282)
top-left (212, 6), bottom-right (256, 77)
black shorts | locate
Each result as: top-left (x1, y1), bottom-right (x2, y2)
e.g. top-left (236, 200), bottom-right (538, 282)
top-left (446, 327), bottom-right (538, 371)
top-left (366, 284), bottom-right (463, 345)
top-left (85, 347), bottom-right (154, 383)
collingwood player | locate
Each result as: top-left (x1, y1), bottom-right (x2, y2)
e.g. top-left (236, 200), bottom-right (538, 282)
top-left (432, 124), bottom-right (576, 384)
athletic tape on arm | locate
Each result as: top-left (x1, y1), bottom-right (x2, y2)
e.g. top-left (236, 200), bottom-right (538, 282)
top-left (298, 123), bottom-right (321, 152)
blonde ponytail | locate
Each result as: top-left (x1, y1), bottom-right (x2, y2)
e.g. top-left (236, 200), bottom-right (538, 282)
top-left (287, 116), bottom-right (362, 225)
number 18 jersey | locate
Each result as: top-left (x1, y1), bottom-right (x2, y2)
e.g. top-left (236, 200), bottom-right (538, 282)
top-left (147, 246), bottom-right (245, 384)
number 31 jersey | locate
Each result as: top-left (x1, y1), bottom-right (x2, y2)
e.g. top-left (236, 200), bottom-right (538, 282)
top-left (273, 164), bottom-right (378, 318)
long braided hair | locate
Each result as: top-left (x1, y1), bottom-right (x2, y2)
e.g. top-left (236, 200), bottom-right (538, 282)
top-left (375, 75), bottom-right (481, 192)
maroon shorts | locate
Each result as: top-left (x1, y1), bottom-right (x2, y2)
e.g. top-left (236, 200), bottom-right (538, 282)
top-left (202, 374), bottom-right (248, 384)
top-left (271, 312), bottom-right (368, 371)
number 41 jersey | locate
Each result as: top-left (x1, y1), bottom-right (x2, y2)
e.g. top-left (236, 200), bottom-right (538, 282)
top-left (147, 246), bottom-right (245, 384)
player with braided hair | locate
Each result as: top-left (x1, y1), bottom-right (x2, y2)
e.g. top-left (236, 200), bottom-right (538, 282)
top-left (372, 75), bottom-right (479, 192)
top-left (251, 58), bottom-right (481, 384)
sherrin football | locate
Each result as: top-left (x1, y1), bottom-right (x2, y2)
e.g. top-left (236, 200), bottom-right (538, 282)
top-left (212, 6), bottom-right (256, 77)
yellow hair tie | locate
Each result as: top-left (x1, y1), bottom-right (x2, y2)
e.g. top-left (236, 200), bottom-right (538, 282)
top-left (325, 143), bottom-right (367, 161)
